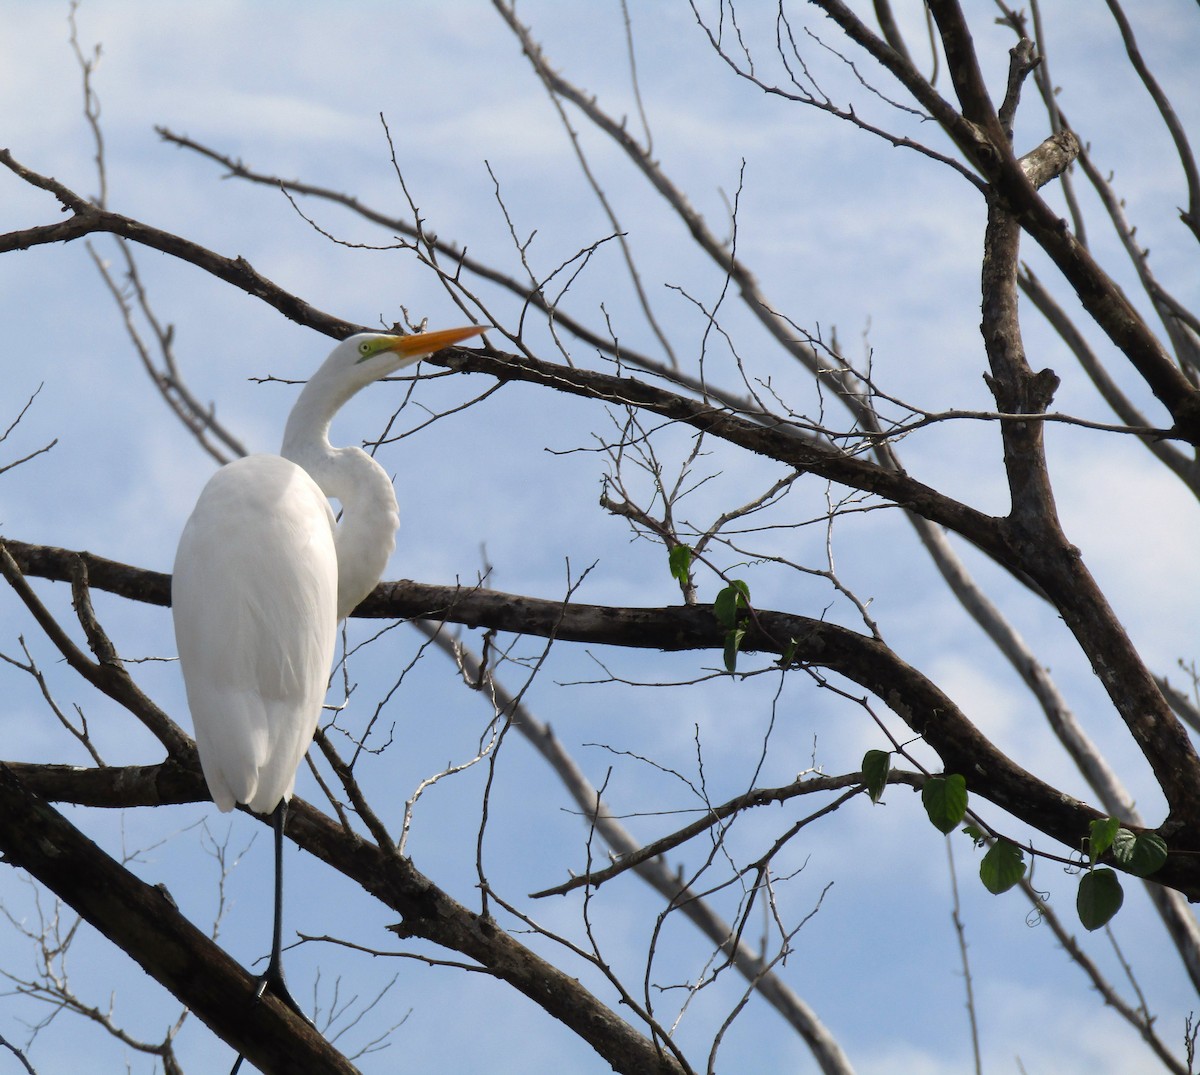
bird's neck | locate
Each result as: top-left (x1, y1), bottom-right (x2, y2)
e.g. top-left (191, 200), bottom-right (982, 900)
top-left (281, 382), bottom-right (400, 621)
top-left (280, 367), bottom-right (351, 461)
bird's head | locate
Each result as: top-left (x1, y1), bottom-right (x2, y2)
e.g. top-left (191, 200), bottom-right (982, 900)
top-left (338, 325), bottom-right (486, 384)
top-left (283, 325), bottom-right (488, 456)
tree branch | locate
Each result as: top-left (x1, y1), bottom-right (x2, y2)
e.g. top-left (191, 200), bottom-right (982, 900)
top-left (803, 5), bottom-right (1200, 442)
top-left (0, 149), bottom-right (355, 341)
top-left (0, 761), bottom-right (690, 1073)
top-left (15, 539), bottom-right (1188, 894)
top-left (0, 764), bottom-right (358, 1075)
top-left (0, 541), bottom-right (191, 757)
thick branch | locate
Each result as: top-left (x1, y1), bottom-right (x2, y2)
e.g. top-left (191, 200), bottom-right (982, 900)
top-left (4, 758), bottom-right (204, 807)
top-left (923, 0), bottom-right (1008, 147)
top-left (979, 60), bottom-right (1063, 528)
top-left (968, 53), bottom-right (1200, 832)
top-left (7, 539), bottom-right (1170, 893)
top-left (284, 798), bottom-right (692, 1073)
top-left (0, 761), bottom-right (688, 1074)
top-left (434, 347), bottom-right (1013, 557)
top-left (803, 6), bottom-right (1200, 442)
top-left (0, 149), bottom-right (355, 340)
top-left (0, 764), bottom-right (357, 1075)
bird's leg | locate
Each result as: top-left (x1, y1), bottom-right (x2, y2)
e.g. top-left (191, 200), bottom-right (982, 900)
top-left (228, 801), bottom-right (312, 1075)
top-left (257, 799), bottom-right (311, 1020)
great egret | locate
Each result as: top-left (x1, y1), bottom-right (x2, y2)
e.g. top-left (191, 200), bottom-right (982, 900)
top-left (172, 325), bottom-right (484, 1026)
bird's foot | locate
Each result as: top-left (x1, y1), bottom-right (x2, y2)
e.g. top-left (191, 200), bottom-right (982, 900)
top-left (228, 966), bottom-right (315, 1074)
top-left (254, 964), bottom-right (314, 1026)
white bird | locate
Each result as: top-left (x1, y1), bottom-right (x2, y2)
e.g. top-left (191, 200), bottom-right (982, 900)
top-left (171, 325), bottom-right (484, 1023)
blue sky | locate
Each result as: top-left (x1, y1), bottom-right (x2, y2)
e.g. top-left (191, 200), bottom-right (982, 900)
top-left (2, 3), bottom-right (1199, 1073)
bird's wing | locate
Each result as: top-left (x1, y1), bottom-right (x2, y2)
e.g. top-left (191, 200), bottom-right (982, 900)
top-left (173, 454), bottom-right (338, 813)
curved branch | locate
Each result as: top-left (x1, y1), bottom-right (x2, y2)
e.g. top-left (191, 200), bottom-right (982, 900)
top-left (0, 149), bottom-right (355, 341)
top-left (432, 346), bottom-right (1013, 557)
top-left (3, 537), bottom-right (1150, 894)
top-left (9, 149), bottom-right (1185, 601)
top-left (1, 755), bottom-right (689, 1075)
top-left (0, 541), bottom-right (191, 757)
top-left (1103, 0), bottom-right (1200, 241)
top-left (1018, 267), bottom-right (1200, 493)
top-left (2, 743), bottom-right (693, 1075)
top-left (415, 621), bottom-right (857, 1075)
top-left (0, 152), bottom-right (1015, 573)
top-left (803, 5), bottom-right (1200, 441)
top-left (0, 763), bottom-right (357, 1075)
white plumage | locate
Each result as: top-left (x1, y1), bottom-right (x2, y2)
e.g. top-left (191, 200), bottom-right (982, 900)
top-left (172, 326), bottom-right (483, 815)
top-left (173, 454), bottom-right (339, 812)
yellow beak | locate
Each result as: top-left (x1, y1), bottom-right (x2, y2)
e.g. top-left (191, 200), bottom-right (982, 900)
top-left (384, 325), bottom-right (486, 357)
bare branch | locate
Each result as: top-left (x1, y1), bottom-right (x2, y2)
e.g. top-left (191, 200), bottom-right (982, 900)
top-left (1103, 0), bottom-right (1200, 240)
top-left (0, 150), bottom-right (356, 341)
top-left (0, 542), bottom-right (191, 758)
top-left (0, 764), bottom-right (357, 1074)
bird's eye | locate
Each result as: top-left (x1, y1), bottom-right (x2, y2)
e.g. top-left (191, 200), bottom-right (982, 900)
top-left (358, 342), bottom-right (371, 355)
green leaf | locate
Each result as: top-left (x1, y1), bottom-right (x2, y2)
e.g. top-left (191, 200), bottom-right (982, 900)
top-left (779, 638), bottom-right (798, 667)
top-left (1111, 829), bottom-right (1168, 877)
top-left (980, 839), bottom-right (1026, 894)
top-left (723, 626), bottom-right (746, 673)
top-left (668, 544), bottom-right (693, 584)
top-left (713, 580), bottom-right (749, 629)
top-left (1077, 868), bottom-right (1124, 931)
top-left (1130, 832), bottom-right (1168, 877)
top-left (1087, 817), bottom-right (1121, 863)
top-left (921, 774), bottom-right (968, 834)
top-left (962, 824), bottom-right (986, 847)
top-left (862, 750), bottom-right (890, 804)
